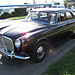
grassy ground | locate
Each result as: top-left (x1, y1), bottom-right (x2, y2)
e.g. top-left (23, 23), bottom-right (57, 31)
top-left (9, 16), bottom-right (26, 20)
top-left (42, 47), bottom-right (75, 75)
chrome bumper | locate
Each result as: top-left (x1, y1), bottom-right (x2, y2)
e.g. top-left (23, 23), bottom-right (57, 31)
top-left (0, 49), bottom-right (30, 60)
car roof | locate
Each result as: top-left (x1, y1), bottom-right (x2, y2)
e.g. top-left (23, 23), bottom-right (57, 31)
top-left (31, 8), bottom-right (70, 12)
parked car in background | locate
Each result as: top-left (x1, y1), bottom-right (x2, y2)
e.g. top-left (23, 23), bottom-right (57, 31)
top-left (0, 8), bottom-right (75, 63)
top-left (71, 6), bottom-right (75, 12)
top-left (52, 5), bottom-right (65, 8)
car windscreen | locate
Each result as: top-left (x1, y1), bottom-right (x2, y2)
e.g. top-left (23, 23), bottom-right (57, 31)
top-left (26, 11), bottom-right (57, 24)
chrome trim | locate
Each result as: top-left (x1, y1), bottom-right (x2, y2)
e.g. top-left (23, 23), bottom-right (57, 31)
top-left (8, 54), bottom-right (30, 59)
top-left (2, 36), bottom-right (14, 52)
top-left (0, 35), bottom-right (30, 60)
top-left (0, 49), bottom-right (30, 60)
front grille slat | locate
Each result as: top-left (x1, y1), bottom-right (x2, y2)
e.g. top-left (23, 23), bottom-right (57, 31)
top-left (0, 35), bottom-right (3, 49)
top-left (0, 34), bottom-right (14, 51)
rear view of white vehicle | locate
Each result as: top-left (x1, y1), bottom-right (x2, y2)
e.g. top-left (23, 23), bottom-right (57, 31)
top-left (71, 6), bottom-right (75, 12)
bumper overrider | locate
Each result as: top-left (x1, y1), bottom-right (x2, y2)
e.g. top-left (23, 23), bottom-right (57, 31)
top-left (0, 35), bottom-right (30, 60)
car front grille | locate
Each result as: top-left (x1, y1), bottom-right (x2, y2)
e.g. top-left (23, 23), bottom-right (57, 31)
top-left (0, 34), bottom-right (14, 51)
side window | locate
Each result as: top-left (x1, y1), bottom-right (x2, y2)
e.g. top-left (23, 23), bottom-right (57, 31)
top-left (66, 11), bottom-right (74, 20)
top-left (59, 12), bottom-right (66, 21)
top-left (48, 13), bottom-right (57, 24)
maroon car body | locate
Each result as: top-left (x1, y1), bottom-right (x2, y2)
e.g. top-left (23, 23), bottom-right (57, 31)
top-left (0, 8), bottom-right (75, 62)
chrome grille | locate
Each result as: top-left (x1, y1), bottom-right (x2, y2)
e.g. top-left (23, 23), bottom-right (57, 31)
top-left (0, 34), bottom-right (14, 51)
top-left (0, 35), bottom-right (3, 48)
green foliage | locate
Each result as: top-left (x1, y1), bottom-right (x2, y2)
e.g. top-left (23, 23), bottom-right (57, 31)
top-left (26, 12), bottom-right (28, 15)
top-left (11, 11), bottom-right (19, 17)
top-left (0, 8), bottom-right (28, 19)
top-left (15, 8), bottom-right (27, 16)
top-left (0, 12), bottom-right (11, 19)
top-left (70, 0), bottom-right (75, 2)
top-left (66, 0), bottom-right (75, 2)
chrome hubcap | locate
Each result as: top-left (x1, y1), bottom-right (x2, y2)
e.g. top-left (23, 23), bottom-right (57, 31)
top-left (37, 46), bottom-right (43, 53)
top-left (37, 46), bottom-right (45, 59)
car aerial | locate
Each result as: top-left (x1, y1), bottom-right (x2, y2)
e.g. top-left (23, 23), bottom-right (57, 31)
top-left (0, 8), bottom-right (75, 63)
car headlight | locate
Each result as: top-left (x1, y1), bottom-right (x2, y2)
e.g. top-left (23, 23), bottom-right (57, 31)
top-left (15, 39), bottom-right (21, 48)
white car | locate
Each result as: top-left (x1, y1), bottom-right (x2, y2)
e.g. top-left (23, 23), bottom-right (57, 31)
top-left (71, 6), bottom-right (75, 12)
top-left (52, 5), bottom-right (65, 8)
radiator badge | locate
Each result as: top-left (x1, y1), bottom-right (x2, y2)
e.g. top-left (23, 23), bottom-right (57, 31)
top-left (3, 46), bottom-right (7, 50)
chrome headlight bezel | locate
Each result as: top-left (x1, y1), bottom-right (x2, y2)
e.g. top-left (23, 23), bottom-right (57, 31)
top-left (15, 39), bottom-right (21, 48)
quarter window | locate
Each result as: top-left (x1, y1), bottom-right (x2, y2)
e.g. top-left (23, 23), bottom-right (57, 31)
top-left (66, 11), bottom-right (74, 20)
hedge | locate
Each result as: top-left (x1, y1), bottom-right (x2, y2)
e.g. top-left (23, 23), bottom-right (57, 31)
top-left (15, 8), bottom-right (27, 16)
top-left (0, 8), bottom-right (28, 19)
top-left (0, 12), bottom-right (11, 19)
top-left (11, 11), bottom-right (19, 17)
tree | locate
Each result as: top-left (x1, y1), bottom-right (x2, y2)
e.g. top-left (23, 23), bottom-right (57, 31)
top-left (65, 0), bottom-right (75, 6)
top-left (66, 0), bottom-right (75, 2)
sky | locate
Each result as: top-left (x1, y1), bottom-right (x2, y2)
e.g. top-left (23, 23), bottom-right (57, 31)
top-left (0, 0), bottom-right (64, 5)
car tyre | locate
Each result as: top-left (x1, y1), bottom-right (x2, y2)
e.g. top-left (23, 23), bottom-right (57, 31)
top-left (33, 41), bottom-right (47, 63)
top-left (72, 33), bottom-right (75, 39)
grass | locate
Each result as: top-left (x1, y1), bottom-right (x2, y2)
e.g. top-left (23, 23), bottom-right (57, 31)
top-left (42, 47), bottom-right (75, 75)
top-left (9, 16), bottom-right (26, 20)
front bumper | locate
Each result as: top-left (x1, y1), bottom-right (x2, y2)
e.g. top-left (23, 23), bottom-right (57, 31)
top-left (0, 49), bottom-right (30, 60)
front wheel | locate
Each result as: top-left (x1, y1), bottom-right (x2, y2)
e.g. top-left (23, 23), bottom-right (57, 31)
top-left (71, 33), bottom-right (75, 39)
top-left (33, 41), bottom-right (47, 63)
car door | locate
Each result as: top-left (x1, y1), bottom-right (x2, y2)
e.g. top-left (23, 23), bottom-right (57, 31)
top-left (48, 11), bottom-right (72, 43)
top-left (52, 11), bottom-right (75, 42)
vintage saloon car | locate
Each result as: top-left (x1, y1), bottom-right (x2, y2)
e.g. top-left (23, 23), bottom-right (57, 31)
top-left (0, 8), bottom-right (75, 62)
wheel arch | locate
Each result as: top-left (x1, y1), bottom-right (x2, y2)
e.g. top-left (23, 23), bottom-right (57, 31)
top-left (34, 37), bottom-right (49, 48)
top-left (33, 38), bottom-right (48, 62)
